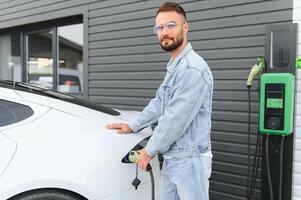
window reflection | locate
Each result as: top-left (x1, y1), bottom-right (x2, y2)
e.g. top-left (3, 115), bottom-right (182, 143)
top-left (27, 31), bottom-right (53, 89)
top-left (58, 24), bottom-right (83, 96)
top-left (0, 21), bottom-right (84, 96)
top-left (0, 32), bottom-right (21, 81)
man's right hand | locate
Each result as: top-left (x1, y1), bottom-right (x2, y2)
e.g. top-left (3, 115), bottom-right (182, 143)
top-left (105, 123), bottom-right (133, 134)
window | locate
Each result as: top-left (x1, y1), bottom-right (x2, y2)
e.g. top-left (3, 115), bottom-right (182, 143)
top-left (0, 16), bottom-right (84, 97)
top-left (58, 24), bottom-right (83, 95)
top-left (27, 30), bottom-right (54, 89)
top-left (0, 99), bottom-right (33, 127)
top-left (25, 22), bottom-right (83, 97)
top-left (0, 31), bottom-right (22, 81)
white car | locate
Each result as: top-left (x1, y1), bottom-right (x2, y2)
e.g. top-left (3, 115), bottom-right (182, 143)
top-left (0, 80), bottom-right (160, 200)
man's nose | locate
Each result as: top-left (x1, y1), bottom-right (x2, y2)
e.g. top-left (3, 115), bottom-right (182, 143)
top-left (161, 26), bottom-right (169, 35)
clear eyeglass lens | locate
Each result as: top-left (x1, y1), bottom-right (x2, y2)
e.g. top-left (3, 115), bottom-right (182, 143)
top-left (153, 25), bottom-right (163, 33)
top-left (166, 22), bottom-right (176, 30)
top-left (153, 22), bottom-right (177, 33)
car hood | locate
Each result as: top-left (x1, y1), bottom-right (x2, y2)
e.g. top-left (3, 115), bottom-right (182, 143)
top-left (114, 109), bottom-right (140, 123)
top-left (3, 91), bottom-right (150, 159)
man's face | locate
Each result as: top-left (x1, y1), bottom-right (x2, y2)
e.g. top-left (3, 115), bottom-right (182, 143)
top-left (155, 11), bottom-right (188, 52)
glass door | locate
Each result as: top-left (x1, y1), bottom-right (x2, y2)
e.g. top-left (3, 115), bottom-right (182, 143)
top-left (26, 29), bottom-right (55, 89)
top-left (58, 23), bottom-right (83, 96)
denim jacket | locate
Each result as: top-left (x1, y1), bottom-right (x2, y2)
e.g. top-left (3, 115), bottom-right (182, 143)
top-left (130, 43), bottom-right (213, 158)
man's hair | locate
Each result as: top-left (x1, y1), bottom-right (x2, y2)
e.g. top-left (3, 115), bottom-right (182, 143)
top-left (156, 2), bottom-right (186, 20)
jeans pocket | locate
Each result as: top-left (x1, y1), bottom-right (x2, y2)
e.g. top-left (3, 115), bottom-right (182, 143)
top-left (166, 157), bottom-right (193, 179)
top-left (199, 156), bottom-right (212, 179)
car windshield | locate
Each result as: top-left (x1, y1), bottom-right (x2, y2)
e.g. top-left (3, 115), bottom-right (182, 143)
top-left (0, 80), bottom-right (120, 116)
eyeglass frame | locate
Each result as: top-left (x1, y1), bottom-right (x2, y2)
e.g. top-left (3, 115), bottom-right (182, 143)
top-left (152, 21), bottom-right (185, 34)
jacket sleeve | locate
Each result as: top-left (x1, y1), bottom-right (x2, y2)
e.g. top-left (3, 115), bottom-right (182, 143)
top-left (129, 86), bottom-right (162, 133)
top-left (145, 68), bottom-right (211, 157)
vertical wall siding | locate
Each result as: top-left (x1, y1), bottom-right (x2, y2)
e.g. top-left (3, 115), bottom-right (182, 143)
top-left (0, 0), bottom-right (294, 200)
top-left (293, 0), bottom-right (301, 199)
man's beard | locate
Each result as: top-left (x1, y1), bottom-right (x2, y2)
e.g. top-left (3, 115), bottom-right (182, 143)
top-left (160, 34), bottom-right (183, 52)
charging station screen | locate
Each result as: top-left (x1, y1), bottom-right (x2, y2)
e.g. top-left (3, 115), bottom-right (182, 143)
top-left (264, 83), bottom-right (285, 131)
top-left (266, 98), bottom-right (283, 109)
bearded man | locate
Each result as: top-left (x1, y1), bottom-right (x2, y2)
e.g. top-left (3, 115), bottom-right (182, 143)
top-left (106, 2), bottom-right (214, 200)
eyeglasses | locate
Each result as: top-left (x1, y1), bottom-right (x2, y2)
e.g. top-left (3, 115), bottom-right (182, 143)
top-left (153, 21), bottom-right (178, 34)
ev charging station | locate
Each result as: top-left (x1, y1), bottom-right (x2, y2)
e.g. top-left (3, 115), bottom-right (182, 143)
top-left (246, 23), bottom-right (301, 200)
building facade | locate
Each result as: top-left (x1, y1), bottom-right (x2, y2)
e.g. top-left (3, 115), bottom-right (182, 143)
top-left (0, 0), bottom-right (298, 199)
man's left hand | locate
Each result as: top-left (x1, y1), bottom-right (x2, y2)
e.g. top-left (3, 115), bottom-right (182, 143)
top-left (137, 148), bottom-right (152, 171)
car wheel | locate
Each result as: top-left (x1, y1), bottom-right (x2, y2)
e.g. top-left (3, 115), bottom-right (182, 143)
top-left (9, 189), bottom-right (86, 200)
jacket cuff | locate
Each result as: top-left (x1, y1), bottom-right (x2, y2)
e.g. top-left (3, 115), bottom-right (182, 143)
top-left (145, 143), bottom-right (157, 158)
top-left (129, 121), bottom-right (140, 133)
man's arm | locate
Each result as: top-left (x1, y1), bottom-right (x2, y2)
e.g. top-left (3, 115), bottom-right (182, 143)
top-left (145, 68), bottom-right (212, 157)
top-left (129, 86), bottom-right (163, 132)
top-left (106, 85), bottom-right (163, 134)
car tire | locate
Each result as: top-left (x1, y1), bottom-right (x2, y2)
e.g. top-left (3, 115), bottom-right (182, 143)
top-left (9, 189), bottom-right (86, 200)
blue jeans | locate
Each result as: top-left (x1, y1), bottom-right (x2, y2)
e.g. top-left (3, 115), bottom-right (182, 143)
top-left (160, 156), bottom-right (212, 200)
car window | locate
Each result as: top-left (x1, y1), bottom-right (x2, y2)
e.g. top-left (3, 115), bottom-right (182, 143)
top-left (0, 99), bottom-right (34, 127)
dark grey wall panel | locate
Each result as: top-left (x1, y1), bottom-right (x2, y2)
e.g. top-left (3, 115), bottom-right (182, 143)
top-left (212, 131), bottom-right (258, 145)
top-left (89, 24), bottom-right (266, 42)
top-left (0, 0), bottom-right (99, 29)
top-left (88, 0), bottom-right (290, 28)
top-left (89, 9), bottom-right (291, 33)
top-left (89, 62), bottom-right (166, 72)
top-left (0, 0), bottom-right (294, 199)
top-left (89, 36), bottom-right (264, 56)
top-left (0, 0), bottom-right (37, 11)
top-left (89, 47), bottom-right (263, 65)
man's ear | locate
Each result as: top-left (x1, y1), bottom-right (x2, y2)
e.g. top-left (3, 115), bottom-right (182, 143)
top-left (183, 21), bottom-right (189, 34)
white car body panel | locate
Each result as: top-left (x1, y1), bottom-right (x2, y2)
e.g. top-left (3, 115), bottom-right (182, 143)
top-left (0, 88), bottom-right (22, 100)
top-left (0, 86), bottom-right (160, 200)
top-left (0, 134), bottom-right (17, 179)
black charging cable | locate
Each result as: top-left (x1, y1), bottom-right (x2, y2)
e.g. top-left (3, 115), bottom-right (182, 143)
top-left (246, 87), bottom-right (251, 198)
top-left (279, 136), bottom-right (285, 200)
top-left (246, 87), bottom-right (262, 200)
top-left (147, 165), bottom-right (155, 200)
top-left (248, 132), bottom-right (261, 199)
top-left (265, 135), bottom-right (285, 200)
top-left (266, 134), bottom-right (273, 200)
top-left (138, 164), bottom-right (155, 200)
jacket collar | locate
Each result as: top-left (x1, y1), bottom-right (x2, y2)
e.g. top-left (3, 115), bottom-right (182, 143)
top-left (166, 43), bottom-right (193, 72)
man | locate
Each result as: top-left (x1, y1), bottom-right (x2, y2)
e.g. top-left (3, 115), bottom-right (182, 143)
top-left (106, 2), bottom-right (213, 200)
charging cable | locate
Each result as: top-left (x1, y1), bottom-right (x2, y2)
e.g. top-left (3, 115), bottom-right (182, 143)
top-left (248, 131), bottom-right (261, 199)
top-left (246, 87), bottom-right (262, 200)
top-left (128, 151), bottom-right (155, 200)
top-left (265, 135), bottom-right (273, 200)
top-left (246, 57), bottom-right (265, 199)
top-left (247, 87), bottom-right (251, 198)
top-left (265, 135), bottom-right (285, 200)
top-left (278, 136), bottom-right (285, 200)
